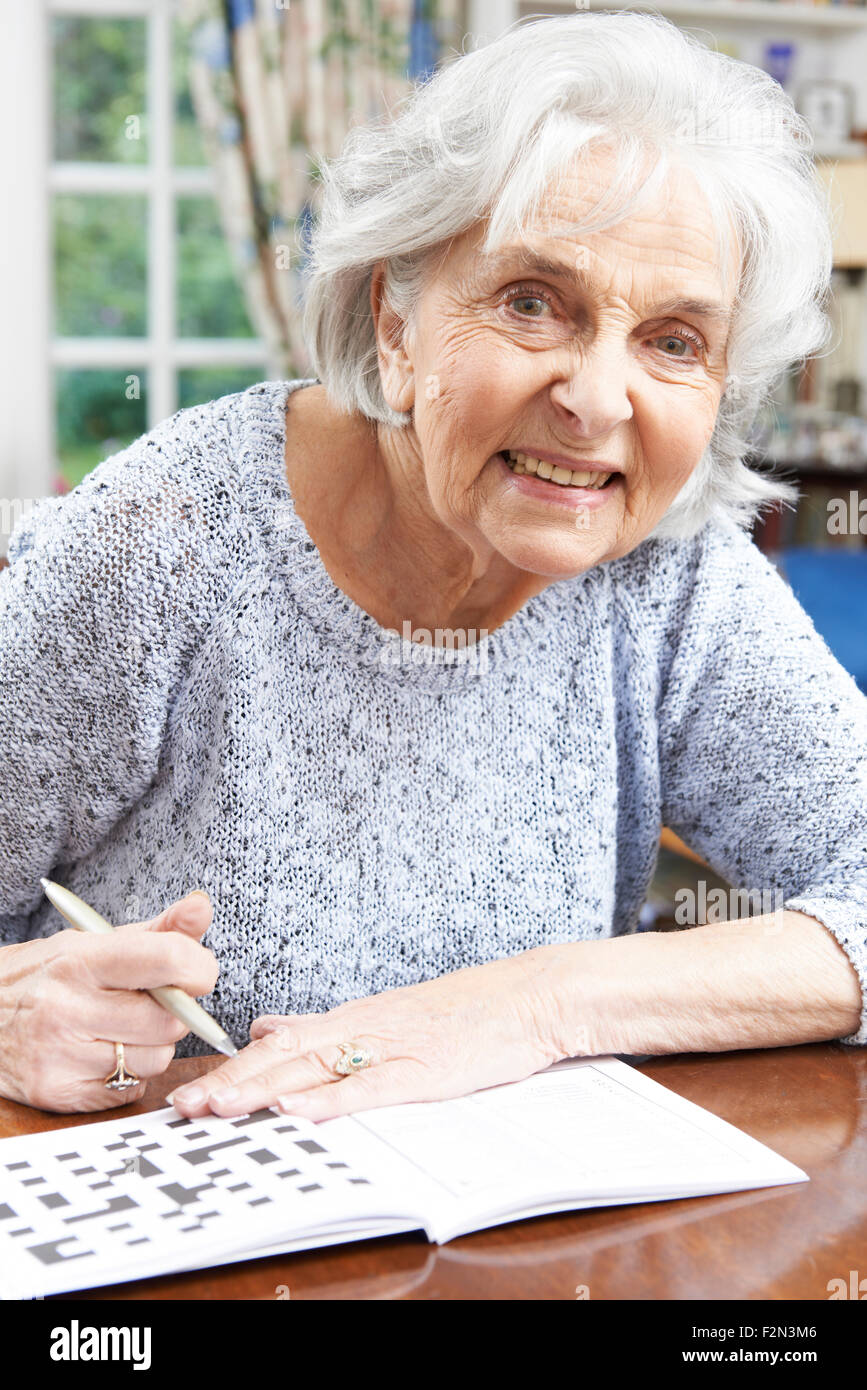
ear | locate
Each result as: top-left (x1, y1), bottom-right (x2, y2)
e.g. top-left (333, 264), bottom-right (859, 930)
top-left (370, 262), bottom-right (415, 415)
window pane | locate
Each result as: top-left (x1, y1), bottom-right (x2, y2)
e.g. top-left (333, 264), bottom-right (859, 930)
top-left (52, 17), bottom-right (148, 164)
top-left (176, 197), bottom-right (256, 338)
top-left (54, 195), bottom-right (148, 337)
top-left (178, 367), bottom-right (268, 411)
top-left (56, 368), bottom-right (148, 490)
top-left (173, 18), bottom-right (207, 167)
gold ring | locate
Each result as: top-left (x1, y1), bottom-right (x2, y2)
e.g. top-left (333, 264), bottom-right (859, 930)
top-left (333, 1042), bottom-right (373, 1076)
top-left (103, 1042), bottom-right (141, 1091)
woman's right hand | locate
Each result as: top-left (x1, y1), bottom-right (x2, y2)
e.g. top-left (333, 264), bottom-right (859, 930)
top-left (0, 891), bottom-right (219, 1113)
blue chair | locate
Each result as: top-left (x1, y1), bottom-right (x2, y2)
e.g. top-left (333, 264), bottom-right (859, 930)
top-left (777, 548), bottom-right (867, 696)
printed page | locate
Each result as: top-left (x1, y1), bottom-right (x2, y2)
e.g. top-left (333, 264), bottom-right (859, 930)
top-left (331, 1057), bottom-right (808, 1243)
top-left (0, 1105), bottom-right (427, 1298)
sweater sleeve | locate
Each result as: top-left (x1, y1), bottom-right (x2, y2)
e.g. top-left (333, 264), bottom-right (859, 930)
top-left (0, 406), bottom-right (239, 940)
top-left (656, 519), bottom-right (867, 1046)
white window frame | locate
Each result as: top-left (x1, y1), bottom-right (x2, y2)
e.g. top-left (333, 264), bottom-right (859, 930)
top-left (1, 0), bottom-right (269, 532)
top-left (1, 1), bottom-right (52, 516)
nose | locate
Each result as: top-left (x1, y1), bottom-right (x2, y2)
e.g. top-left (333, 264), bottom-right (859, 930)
top-left (548, 339), bottom-right (635, 438)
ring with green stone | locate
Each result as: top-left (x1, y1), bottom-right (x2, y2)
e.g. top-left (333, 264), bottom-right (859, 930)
top-left (333, 1042), bottom-right (374, 1076)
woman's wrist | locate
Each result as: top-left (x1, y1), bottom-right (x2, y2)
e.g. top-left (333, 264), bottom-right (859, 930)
top-left (527, 910), bottom-right (863, 1059)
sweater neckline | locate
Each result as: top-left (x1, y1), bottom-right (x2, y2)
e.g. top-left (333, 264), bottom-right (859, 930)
top-left (236, 377), bottom-right (595, 691)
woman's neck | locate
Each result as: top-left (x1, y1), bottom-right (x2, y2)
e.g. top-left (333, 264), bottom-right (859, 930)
top-left (284, 387), bottom-right (548, 639)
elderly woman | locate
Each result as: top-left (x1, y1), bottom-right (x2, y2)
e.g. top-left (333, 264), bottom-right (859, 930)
top-left (1, 12), bottom-right (865, 1119)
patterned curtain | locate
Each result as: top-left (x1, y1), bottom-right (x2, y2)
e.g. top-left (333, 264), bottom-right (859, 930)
top-left (177, 0), bottom-right (465, 379)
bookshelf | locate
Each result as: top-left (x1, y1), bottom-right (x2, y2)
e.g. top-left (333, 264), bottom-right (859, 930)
top-left (750, 459), bottom-right (867, 551)
top-left (510, 0), bottom-right (867, 34)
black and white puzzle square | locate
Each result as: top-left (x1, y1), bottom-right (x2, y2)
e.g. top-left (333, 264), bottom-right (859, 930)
top-left (0, 1105), bottom-right (382, 1297)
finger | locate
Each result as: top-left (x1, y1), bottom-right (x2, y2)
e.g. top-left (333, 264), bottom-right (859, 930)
top-left (121, 891), bottom-right (213, 940)
top-left (205, 1050), bottom-right (347, 1117)
top-left (64, 990), bottom-right (191, 1047)
top-left (276, 1059), bottom-right (426, 1123)
top-left (23, 958), bottom-right (192, 1048)
top-left (22, 1040), bottom-right (172, 1116)
top-left (93, 1041), bottom-right (178, 1082)
top-left (67, 928), bottom-right (219, 997)
top-left (30, 1076), bottom-right (150, 1115)
top-left (61, 1040), bottom-right (177, 1113)
top-left (167, 1025), bottom-right (324, 1114)
top-left (250, 1014), bottom-right (304, 1039)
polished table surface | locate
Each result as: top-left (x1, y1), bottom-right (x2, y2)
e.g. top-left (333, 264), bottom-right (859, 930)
top-left (1, 1043), bottom-right (863, 1301)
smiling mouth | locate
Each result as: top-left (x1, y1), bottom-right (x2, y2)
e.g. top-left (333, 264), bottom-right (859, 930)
top-left (498, 450), bottom-right (617, 489)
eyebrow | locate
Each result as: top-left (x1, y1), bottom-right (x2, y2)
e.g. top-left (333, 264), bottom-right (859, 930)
top-left (481, 248), bottom-right (733, 326)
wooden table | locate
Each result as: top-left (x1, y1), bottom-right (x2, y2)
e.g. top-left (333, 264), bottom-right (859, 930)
top-left (2, 1043), bottom-right (864, 1301)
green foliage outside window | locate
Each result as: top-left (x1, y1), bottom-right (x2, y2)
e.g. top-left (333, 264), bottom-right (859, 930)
top-left (54, 195), bottom-right (149, 338)
top-left (53, 19), bottom-right (261, 491)
top-left (52, 17), bottom-right (148, 164)
top-left (178, 368), bottom-right (267, 410)
top-left (176, 198), bottom-right (257, 339)
top-left (56, 369), bottom-right (148, 490)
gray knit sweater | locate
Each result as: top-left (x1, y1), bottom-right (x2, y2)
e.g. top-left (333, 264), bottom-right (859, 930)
top-left (2, 378), bottom-right (866, 1052)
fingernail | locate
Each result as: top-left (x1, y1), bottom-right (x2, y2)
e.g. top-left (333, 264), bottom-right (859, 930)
top-left (185, 890), bottom-right (211, 905)
top-left (211, 1087), bottom-right (239, 1105)
top-left (172, 1085), bottom-right (203, 1106)
top-left (279, 1093), bottom-right (310, 1112)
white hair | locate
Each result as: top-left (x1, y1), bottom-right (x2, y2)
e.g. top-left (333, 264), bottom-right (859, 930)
top-left (300, 10), bottom-right (835, 539)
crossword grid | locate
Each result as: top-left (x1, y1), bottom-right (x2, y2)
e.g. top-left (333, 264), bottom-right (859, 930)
top-left (0, 1107), bottom-right (376, 1288)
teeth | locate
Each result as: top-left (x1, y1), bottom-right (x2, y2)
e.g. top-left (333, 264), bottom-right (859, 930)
top-left (506, 451), bottom-right (612, 489)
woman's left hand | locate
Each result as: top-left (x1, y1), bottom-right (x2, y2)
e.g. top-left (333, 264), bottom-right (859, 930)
top-left (166, 949), bottom-right (569, 1121)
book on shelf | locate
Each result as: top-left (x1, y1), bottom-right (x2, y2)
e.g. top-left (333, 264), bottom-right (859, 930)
top-left (753, 466), bottom-right (867, 553)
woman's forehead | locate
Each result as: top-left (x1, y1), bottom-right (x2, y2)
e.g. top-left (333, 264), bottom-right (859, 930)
top-left (444, 182), bottom-right (738, 315)
top-left (522, 156), bottom-right (726, 260)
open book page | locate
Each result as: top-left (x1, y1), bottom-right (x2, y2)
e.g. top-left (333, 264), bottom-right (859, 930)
top-left (322, 1057), bottom-right (808, 1244)
top-left (0, 1057), bottom-right (809, 1294)
top-left (0, 1104), bottom-right (428, 1298)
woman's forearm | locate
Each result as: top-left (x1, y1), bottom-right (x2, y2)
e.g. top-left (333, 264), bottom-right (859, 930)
top-left (531, 910), bottom-right (863, 1058)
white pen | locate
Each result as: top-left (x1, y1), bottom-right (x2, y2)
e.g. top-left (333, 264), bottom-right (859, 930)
top-left (40, 878), bottom-right (240, 1059)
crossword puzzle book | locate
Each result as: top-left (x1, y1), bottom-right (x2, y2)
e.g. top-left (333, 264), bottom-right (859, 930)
top-left (0, 1057), bottom-right (807, 1297)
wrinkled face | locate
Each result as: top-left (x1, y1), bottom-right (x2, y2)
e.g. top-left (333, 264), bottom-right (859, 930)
top-left (381, 149), bottom-right (736, 577)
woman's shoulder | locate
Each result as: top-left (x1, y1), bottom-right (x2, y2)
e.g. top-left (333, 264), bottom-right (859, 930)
top-left (593, 517), bottom-right (795, 673)
top-left (72, 381), bottom-right (279, 529)
top-left (2, 384), bottom-right (291, 647)
top-left (7, 381), bottom-right (290, 565)
top-left (606, 515), bottom-right (775, 610)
